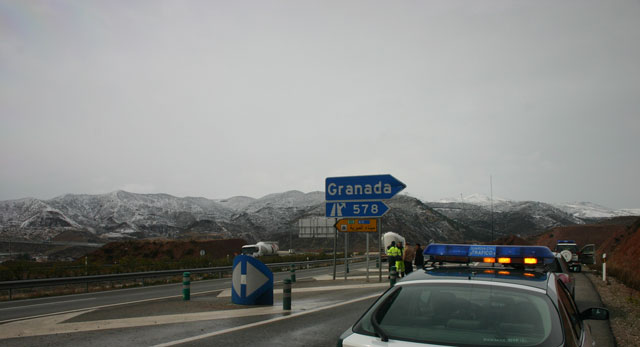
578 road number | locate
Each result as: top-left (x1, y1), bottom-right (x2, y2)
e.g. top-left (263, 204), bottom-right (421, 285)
top-left (353, 204), bottom-right (378, 214)
top-left (325, 201), bottom-right (389, 218)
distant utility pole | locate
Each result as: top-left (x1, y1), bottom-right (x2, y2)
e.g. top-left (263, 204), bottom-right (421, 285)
top-left (490, 175), bottom-right (494, 242)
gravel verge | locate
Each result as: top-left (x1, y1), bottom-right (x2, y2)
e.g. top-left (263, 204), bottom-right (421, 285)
top-left (586, 271), bottom-right (640, 347)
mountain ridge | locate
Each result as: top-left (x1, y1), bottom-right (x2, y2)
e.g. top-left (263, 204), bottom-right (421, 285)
top-left (1, 191), bottom-right (637, 248)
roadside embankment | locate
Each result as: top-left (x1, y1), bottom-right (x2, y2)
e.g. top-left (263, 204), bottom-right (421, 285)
top-left (586, 271), bottom-right (640, 347)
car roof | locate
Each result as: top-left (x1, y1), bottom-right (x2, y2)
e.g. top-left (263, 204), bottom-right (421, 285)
top-left (399, 266), bottom-right (552, 291)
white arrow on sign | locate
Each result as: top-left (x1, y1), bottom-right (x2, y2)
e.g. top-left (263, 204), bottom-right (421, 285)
top-left (245, 262), bottom-right (268, 296)
top-left (232, 261), bottom-right (270, 297)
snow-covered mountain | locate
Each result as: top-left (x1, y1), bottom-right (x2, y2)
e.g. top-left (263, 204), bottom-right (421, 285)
top-left (0, 191), bottom-right (467, 245)
top-left (552, 202), bottom-right (640, 219)
top-left (437, 194), bottom-right (637, 218)
top-left (2, 191), bottom-right (637, 246)
top-left (438, 193), bottom-right (510, 206)
top-left (429, 194), bottom-right (638, 238)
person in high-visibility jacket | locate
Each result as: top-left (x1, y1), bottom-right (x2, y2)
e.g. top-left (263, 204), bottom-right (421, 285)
top-left (396, 242), bottom-right (405, 277)
top-left (386, 241), bottom-right (402, 277)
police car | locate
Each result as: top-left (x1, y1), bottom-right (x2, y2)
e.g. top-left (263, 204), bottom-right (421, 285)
top-left (338, 244), bottom-right (609, 347)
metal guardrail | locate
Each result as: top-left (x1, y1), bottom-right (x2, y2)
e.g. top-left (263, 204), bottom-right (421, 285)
top-left (0, 256), bottom-right (366, 300)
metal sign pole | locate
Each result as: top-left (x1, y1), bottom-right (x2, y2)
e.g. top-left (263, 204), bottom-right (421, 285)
top-left (344, 232), bottom-right (348, 280)
top-left (333, 228), bottom-right (337, 280)
top-left (366, 232), bottom-right (370, 282)
top-left (378, 217), bottom-right (382, 282)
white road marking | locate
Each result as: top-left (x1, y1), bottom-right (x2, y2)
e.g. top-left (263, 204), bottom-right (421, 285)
top-left (217, 282), bottom-right (388, 297)
top-left (152, 293), bottom-right (381, 347)
top-left (0, 305), bottom-right (285, 339)
top-left (0, 289), bottom-right (223, 325)
top-left (0, 298), bottom-right (96, 311)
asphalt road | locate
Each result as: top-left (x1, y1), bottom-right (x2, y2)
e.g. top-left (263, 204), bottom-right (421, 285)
top-left (172, 293), bottom-right (378, 347)
top-left (573, 270), bottom-right (615, 347)
top-left (0, 261), bottom-right (371, 323)
top-left (0, 262), bottom-right (387, 347)
top-left (0, 264), bottom-right (616, 347)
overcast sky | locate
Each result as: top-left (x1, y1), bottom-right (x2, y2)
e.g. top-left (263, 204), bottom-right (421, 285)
top-left (1, 1), bottom-right (639, 209)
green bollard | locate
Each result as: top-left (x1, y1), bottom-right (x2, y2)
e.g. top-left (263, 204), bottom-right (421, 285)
top-left (183, 272), bottom-right (191, 301)
top-left (290, 264), bottom-right (296, 283)
top-left (283, 279), bottom-right (292, 310)
top-left (376, 257), bottom-right (380, 269)
top-left (389, 266), bottom-right (397, 287)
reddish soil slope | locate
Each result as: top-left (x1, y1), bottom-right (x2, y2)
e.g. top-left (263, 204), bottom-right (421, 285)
top-left (490, 235), bottom-right (532, 245)
top-left (87, 238), bottom-right (247, 262)
top-left (531, 217), bottom-right (640, 290)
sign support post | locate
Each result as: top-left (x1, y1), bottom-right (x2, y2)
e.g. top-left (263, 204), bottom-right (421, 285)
top-left (378, 218), bottom-right (382, 282)
top-left (333, 229), bottom-right (337, 280)
top-left (366, 232), bottom-right (370, 282)
top-left (344, 232), bottom-right (348, 280)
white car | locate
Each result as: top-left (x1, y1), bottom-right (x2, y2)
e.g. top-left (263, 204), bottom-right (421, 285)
top-left (338, 244), bottom-right (609, 347)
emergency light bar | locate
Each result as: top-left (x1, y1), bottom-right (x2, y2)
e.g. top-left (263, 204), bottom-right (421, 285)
top-left (557, 240), bottom-right (576, 244)
top-left (423, 244), bottom-right (555, 265)
top-left (425, 268), bottom-right (548, 281)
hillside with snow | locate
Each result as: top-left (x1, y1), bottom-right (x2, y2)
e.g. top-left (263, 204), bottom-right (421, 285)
top-left (428, 194), bottom-right (638, 238)
top-left (0, 191), bottom-right (468, 246)
top-left (1, 191), bottom-right (637, 248)
top-left (552, 202), bottom-right (640, 219)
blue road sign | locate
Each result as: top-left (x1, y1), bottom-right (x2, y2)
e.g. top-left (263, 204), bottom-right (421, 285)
top-left (325, 174), bottom-right (406, 201)
top-left (232, 255), bottom-right (274, 305)
top-left (325, 201), bottom-right (390, 218)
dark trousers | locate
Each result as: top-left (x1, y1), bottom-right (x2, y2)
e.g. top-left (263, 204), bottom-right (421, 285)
top-left (404, 261), bottom-right (413, 274)
top-left (388, 257), bottom-right (396, 271)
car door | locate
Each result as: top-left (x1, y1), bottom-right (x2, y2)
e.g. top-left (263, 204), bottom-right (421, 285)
top-left (580, 244), bottom-right (596, 265)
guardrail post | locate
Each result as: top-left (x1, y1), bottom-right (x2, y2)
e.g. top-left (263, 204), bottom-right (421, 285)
top-left (183, 272), bottom-right (191, 301)
top-left (290, 264), bottom-right (296, 283)
top-left (283, 279), bottom-right (291, 310)
top-left (390, 266), bottom-right (397, 287)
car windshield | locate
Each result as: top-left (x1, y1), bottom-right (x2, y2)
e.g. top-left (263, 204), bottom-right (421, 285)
top-left (354, 282), bottom-right (562, 346)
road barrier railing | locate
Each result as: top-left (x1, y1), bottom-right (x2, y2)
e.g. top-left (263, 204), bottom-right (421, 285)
top-left (0, 256), bottom-right (366, 300)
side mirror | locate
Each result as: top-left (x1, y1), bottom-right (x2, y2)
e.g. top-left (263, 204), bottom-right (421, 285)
top-left (580, 307), bottom-right (609, 320)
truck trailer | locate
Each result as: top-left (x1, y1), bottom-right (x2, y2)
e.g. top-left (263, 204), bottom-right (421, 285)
top-left (381, 231), bottom-right (405, 250)
top-left (241, 241), bottom-right (279, 257)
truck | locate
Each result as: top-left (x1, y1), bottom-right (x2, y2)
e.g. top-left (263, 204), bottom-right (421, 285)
top-left (381, 231), bottom-right (406, 256)
top-left (241, 241), bottom-right (279, 257)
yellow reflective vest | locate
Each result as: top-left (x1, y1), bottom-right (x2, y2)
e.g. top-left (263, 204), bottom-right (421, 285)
top-left (386, 246), bottom-right (401, 257)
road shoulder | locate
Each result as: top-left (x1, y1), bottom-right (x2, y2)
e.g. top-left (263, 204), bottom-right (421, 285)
top-left (585, 271), bottom-right (640, 347)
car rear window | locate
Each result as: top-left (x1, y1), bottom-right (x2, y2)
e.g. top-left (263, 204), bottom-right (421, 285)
top-left (354, 282), bottom-right (562, 346)
top-left (554, 244), bottom-right (578, 253)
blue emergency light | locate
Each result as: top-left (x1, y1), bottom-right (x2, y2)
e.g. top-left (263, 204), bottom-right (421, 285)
top-left (423, 244), bottom-right (555, 265)
top-left (425, 268), bottom-right (548, 282)
top-left (557, 240), bottom-right (576, 244)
